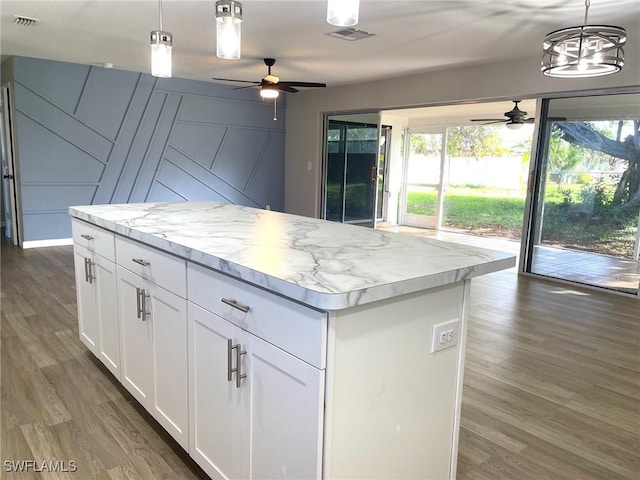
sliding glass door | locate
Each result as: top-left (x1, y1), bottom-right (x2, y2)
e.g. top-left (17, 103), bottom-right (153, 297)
top-left (401, 129), bottom-right (446, 229)
top-left (525, 94), bottom-right (640, 296)
top-left (324, 113), bottom-right (387, 227)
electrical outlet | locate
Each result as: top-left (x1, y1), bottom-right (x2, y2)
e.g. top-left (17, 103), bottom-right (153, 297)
top-left (431, 319), bottom-right (459, 353)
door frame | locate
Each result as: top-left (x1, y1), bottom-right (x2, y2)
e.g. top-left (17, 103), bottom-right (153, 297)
top-left (1, 83), bottom-right (21, 246)
top-left (400, 127), bottom-right (447, 229)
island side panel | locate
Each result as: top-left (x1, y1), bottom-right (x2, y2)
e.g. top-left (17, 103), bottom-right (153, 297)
top-left (323, 281), bottom-right (467, 480)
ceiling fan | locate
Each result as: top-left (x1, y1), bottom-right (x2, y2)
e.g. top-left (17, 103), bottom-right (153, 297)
top-left (470, 100), bottom-right (533, 128)
top-left (211, 58), bottom-right (327, 98)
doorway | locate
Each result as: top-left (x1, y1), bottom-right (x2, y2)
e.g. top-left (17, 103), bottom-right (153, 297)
top-left (525, 94), bottom-right (640, 296)
top-left (1, 84), bottom-right (20, 246)
top-left (323, 113), bottom-right (389, 227)
top-left (401, 129), bottom-right (446, 229)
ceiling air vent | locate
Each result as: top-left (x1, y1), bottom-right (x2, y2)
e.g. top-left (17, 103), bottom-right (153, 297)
top-left (327, 28), bottom-right (376, 41)
top-left (13, 15), bottom-right (40, 27)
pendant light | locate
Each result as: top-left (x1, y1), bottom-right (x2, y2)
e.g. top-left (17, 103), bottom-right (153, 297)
top-left (150, 0), bottom-right (172, 78)
top-left (541, 0), bottom-right (626, 78)
top-left (215, 0), bottom-right (243, 60)
top-left (327, 0), bottom-right (359, 27)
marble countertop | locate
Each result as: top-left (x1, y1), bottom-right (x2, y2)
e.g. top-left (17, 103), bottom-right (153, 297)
top-left (69, 201), bottom-right (515, 310)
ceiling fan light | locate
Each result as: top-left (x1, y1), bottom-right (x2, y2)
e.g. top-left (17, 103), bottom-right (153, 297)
top-left (541, 1), bottom-right (625, 78)
top-left (260, 87), bottom-right (279, 99)
top-left (506, 122), bottom-right (523, 130)
top-left (327, 0), bottom-right (359, 27)
top-left (215, 0), bottom-right (242, 60)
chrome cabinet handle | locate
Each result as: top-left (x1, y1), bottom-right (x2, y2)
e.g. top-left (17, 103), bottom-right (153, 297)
top-left (235, 343), bottom-right (247, 388)
top-left (132, 258), bottom-right (150, 267)
top-left (227, 340), bottom-right (247, 387)
top-left (81, 234), bottom-right (94, 240)
top-left (227, 339), bottom-right (235, 382)
top-left (136, 287), bottom-right (142, 319)
top-left (84, 257), bottom-right (90, 283)
top-left (141, 289), bottom-right (149, 321)
top-left (221, 298), bottom-right (250, 313)
top-left (84, 257), bottom-right (95, 283)
top-left (87, 259), bottom-right (95, 284)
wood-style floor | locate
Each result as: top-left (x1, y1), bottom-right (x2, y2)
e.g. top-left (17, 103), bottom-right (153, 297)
top-left (1, 240), bottom-right (638, 479)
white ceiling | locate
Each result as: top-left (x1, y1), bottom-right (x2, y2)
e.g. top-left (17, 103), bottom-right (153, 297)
top-left (1, 0), bottom-right (639, 90)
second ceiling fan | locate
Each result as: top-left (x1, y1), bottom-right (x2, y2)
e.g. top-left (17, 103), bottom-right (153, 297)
top-left (212, 58), bottom-right (327, 97)
top-left (470, 100), bottom-right (533, 128)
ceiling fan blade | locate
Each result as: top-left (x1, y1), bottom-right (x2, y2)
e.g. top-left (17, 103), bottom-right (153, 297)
top-left (211, 77), bottom-right (260, 84)
top-left (232, 85), bottom-right (258, 91)
top-left (275, 84), bottom-right (299, 93)
top-left (278, 81), bottom-right (327, 88)
top-left (470, 118), bottom-right (505, 122)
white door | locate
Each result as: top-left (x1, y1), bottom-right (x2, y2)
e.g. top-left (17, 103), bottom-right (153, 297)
top-left (249, 337), bottom-right (324, 480)
top-left (117, 266), bottom-right (154, 407)
top-left (74, 245), bottom-right (98, 354)
top-left (189, 303), bottom-right (249, 480)
top-left (1, 84), bottom-right (19, 245)
top-left (401, 130), bottom-right (447, 229)
top-left (150, 284), bottom-right (188, 449)
top-left (94, 254), bottom-right (120, 379)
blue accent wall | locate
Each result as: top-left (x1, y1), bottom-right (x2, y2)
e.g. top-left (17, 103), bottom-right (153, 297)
top-left (11, 56), bottom-right (285, 241)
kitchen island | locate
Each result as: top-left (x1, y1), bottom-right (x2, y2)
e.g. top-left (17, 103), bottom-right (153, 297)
top-left (70, 201), bottom-right (515, 480)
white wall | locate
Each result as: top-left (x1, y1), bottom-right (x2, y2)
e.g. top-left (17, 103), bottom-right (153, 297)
top-left (285, 48), bottom-right (640, 218)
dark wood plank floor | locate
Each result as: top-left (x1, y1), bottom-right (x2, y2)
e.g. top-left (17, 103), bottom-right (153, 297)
top-left (1, 241), bottom-right (638, 479)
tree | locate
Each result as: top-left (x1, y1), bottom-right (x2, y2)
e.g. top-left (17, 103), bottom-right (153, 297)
top-left (555, 120), bottom-right (640, 209)
top-left (446, 126), bottom-right (510, 159)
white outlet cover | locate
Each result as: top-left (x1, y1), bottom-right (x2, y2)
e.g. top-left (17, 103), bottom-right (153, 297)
top-left (431, 319), bottom-right (459, 353)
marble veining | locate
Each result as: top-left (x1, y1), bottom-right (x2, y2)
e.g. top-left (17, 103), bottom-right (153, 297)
top-left (69, 201), bottom-right (515, 310)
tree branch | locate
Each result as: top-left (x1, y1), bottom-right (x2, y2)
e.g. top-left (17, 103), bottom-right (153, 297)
top-left (555, 123), bottom-right (640, 163)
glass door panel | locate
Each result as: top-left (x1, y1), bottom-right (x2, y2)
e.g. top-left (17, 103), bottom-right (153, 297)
top-left (526, 94), bottom-right (640, 296)
top-left (402, 131), bottom-right (445, 229)
top-left (323, 113), bottom-right (383, 227)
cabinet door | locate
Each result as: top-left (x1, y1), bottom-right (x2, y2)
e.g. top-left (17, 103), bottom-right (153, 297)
top-left (188, 303), bottom-right (249, 480)
top-left (117, 266), bottom-right (154, 407)
top-left (74, 245), bottom-right (98, 354)
top-left (150, 284), bottom-right (188, 449)
top-left (94, 254), bottom-right (120, 378)
top-left (249, 338), bottom-right (324, 480)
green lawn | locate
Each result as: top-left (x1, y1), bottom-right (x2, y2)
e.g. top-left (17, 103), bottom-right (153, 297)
top-left (406, 185), bottom-right (638, 258)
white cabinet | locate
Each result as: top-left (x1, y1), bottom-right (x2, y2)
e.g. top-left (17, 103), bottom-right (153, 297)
top-left (188, 302), bottom-right (324, 480)
top-left (72, 227), bottom-right (120, 379)
top-left (117, 256), bottom-right (188, 449)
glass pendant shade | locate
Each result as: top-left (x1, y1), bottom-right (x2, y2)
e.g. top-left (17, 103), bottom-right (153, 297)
top-left (150, 31), bottom-right (172, 78)
top-left (260, 87), bottom-right (279, 99)
top-left (327, 0), bottom-right (359, 27)
top-left (541, 0), bottom-right (626, 78)
top-left (216, 0), bottom-right (243, 60)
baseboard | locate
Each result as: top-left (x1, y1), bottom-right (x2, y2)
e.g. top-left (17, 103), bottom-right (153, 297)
top-left (22, 238), bottom-right (73, 249)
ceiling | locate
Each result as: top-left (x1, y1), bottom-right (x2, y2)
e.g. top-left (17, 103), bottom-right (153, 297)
top-left (1, 0), bottom-right (639, 90)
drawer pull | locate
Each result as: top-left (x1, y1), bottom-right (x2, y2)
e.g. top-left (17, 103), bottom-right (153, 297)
top-left (221, 298), bottom-right (250, 313)
top-left (132, 258), bottom-right (150, 267)
top-left (81, 234), bottom-right (94, 241)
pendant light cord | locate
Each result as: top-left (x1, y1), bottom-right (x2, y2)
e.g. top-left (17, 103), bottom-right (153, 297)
top-left (159, 0), bottom-right (164, 31)
top-left (584, 0), bottom-right (590, 25)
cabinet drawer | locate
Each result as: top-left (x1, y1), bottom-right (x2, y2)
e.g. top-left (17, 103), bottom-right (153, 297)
top-left (116, 236), bottom-right (186, 298)
top-left (72, 218), bottom-right (115, 262)
top-left (188, 262), bottom-right (326, 369)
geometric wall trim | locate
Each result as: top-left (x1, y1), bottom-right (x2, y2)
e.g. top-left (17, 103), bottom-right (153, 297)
top-left (11, 56), bottom-right (286, 241)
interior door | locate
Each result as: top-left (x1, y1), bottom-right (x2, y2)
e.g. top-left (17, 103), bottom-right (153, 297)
top-left (1, 84), bottom-right (19, 245)
top-left (401, 130), bottom-right (446, 229)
